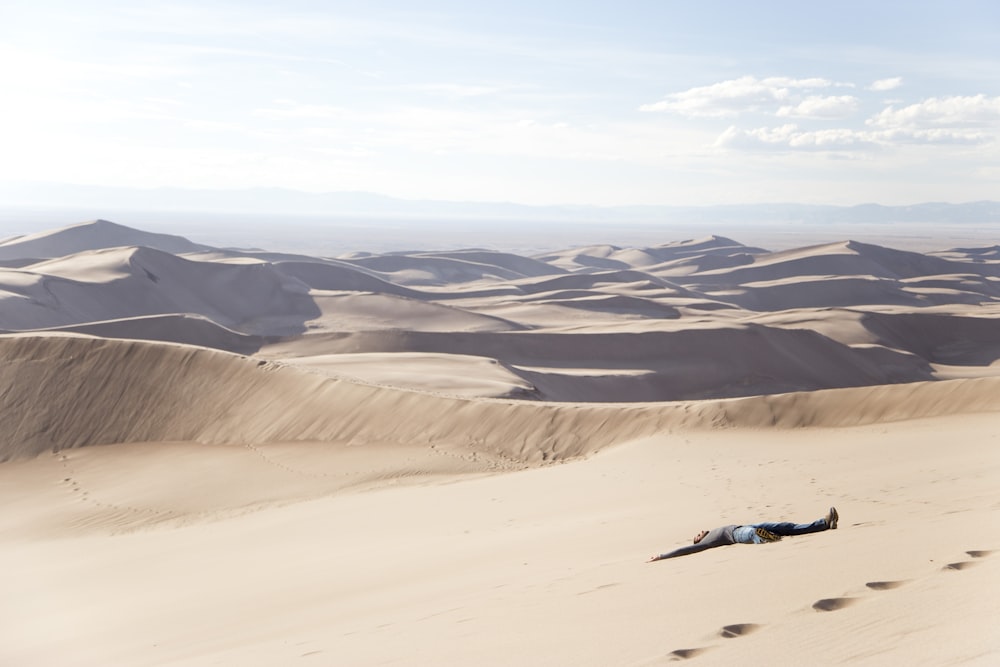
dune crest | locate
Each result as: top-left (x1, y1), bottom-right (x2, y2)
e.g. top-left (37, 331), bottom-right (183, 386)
top-left (0, 219), bottom-right (210, 260)
top-left (4, 333), bottom-right (1000, 462)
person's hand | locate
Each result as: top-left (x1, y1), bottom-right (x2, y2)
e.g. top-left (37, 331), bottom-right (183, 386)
top-left (647, 555), bottom-right (662, 562)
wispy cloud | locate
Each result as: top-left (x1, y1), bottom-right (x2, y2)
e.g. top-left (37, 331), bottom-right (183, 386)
top-left (867, 95), bottom-right (1000, 129)
top-left (868, 77), bottom-right (903, 91)
top-left (715, 124), bottom-right (878, 151)
top-left (776, 95), bottom-right (859, 119)
top-left (639, 76), bottom-right (835, 117)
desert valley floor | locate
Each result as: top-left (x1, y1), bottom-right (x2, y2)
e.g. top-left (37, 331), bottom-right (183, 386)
top-left (1, 220), bottom-right (998, 665)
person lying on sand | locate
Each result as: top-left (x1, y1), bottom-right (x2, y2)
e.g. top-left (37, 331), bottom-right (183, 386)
top-left (647, 507), bottom-right (838, 562)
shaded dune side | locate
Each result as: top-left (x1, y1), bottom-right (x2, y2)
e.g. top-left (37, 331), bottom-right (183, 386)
top-left (281, 326), bottom-right (931, 401)
top-left (4, 334), bottom-right (1000, 462)
top-left (270, 260), bottom-right (425, 298)
top-left (687, 240), bottom-right (1000, 285)
top-left (0, 246), bottom-right (322, 334)
top-left (860, 312), bottom-right (1000, 365)
top-left (342, 254), bottom-right (544, 286)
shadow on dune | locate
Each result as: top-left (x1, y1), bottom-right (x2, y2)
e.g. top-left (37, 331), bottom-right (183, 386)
top-left (280, 326), bottom-right (933, 402)
top-left (3, 334), bottom-right (1000, 463)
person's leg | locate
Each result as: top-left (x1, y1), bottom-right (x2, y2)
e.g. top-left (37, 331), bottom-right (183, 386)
top-left (751, 518), bottom-right (828, 536)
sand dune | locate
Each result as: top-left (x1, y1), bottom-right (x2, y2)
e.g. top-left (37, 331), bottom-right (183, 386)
top-left (858, 311), bottom-right (1000, 366)
top-left (2, 220), bottom-right (1000, 666)
top-left (4, 332), bottom-right (999, 464)
top-left (2, 220), bottom-right (999, 401)
top-left (279, 351), bottom-right (537, 398)
top-left (1, 245), bottom-right (319, 334)
top-left (930, 244), bottom-right (1000, 262)
top-left (534, 235), bottom-right (766, 274)
top-left (266, 325), bottom-right (933, 401)
top-left (3, 414), bottom-right (998, 666)
top-left (0, 219), bottom-right (210, 260)
top-left (38, 314), bottom-right (269, 354)
top-left (684, 239), bottom-right (1000, 284)
top-left (341, 250), bottom-right (558, 286)
top-left (268, 259), bottom-right (423, 297)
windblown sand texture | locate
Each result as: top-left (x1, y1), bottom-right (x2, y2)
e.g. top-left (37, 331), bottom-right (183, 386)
top-left (1, 219), bottom-right (998, 666)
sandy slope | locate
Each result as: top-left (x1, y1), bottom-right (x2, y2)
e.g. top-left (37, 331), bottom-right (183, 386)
top-left (1, 411), bottom-right (997, 666)
top-left (4, 333), bottom-right (1000, 463)
top-left (2, 221), bottom-right (1000, 665)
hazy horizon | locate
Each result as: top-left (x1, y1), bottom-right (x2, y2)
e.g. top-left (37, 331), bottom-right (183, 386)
top-left (2, 202), bottom-right (996, 257)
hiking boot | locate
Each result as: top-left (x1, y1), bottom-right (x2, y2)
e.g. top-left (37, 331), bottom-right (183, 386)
top-left (826, 506), bottom-right (839, 530)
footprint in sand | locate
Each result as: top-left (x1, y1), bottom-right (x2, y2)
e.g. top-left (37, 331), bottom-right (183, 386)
top-left (943, 561), bottom-right (979, 571)
top-left (719, 623), bottom-right (760, 638)
top-left (812, 597), bottom-right (858, 612)
top-left (943, 549), bottom-right (993, 570)
top-left (667, 648), bottom-right (708, 662)
top-left (668, 647), bottom-right (709, 661)
top-left (865, 580), bottom-right (908, 591)
top-left (664, 623), bottom-right (758, 661)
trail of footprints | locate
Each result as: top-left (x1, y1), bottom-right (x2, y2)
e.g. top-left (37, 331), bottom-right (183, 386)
top-left (666, 549), bottom-right (994, 662)
top-left (57, 453), bottom-right (179, 530)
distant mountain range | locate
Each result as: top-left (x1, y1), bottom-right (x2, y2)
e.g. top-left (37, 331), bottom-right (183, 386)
top-left (2, 182), bottom-right (999, 224)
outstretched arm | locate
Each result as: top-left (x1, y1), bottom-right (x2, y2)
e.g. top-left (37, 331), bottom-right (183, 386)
top-left (647, 543), bottom-right (712, 562)
top-left (647, 526), bottom-right (735, 562)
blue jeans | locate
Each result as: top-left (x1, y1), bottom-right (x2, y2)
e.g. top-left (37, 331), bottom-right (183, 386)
top-left (733, 518), bottom-right (828, 544)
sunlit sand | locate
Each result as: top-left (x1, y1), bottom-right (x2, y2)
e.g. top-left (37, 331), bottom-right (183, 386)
top-left (1, 220), bottom-right (998, 665)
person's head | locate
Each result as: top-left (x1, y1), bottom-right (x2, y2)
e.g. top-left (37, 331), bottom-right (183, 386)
top-left (693, 530), bottom-right (709, 544)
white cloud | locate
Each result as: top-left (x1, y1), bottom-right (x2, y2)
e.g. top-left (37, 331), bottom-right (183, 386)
top-left (715, 124), bottom-right (878, 152)
top-left (715, 93), bottom-right (1000, 153)
top-left (717, 122), bottom-right (993, 153)
top-left (867, 95), bottom-right (1000, 129)
top-left (876, 128), bottom-right (992, 145)
top-left (868, 77), bottom-right (903, 91)
top-left (776, 95), bottom-right (859, 119)
top-left (639, 75), bottom-right (833, 117)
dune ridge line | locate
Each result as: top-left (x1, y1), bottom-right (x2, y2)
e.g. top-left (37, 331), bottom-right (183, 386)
top-left (4, 333), bottom-right (1000, 462)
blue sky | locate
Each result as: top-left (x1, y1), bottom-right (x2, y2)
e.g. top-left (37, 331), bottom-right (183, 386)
top-left (2, 1), bottom-right (998, 206)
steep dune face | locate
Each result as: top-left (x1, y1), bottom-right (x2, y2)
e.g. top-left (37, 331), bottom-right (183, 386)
top-left (859, 312), bottom-right (1000, 366)
top-left (1, 246), bottom-right (320, 334)
top-left (4, 334), bottom-right (1000, 462)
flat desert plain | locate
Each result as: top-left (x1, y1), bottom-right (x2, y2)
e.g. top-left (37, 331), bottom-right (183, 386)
top-left (1, 220), bottom-right (999, 666)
